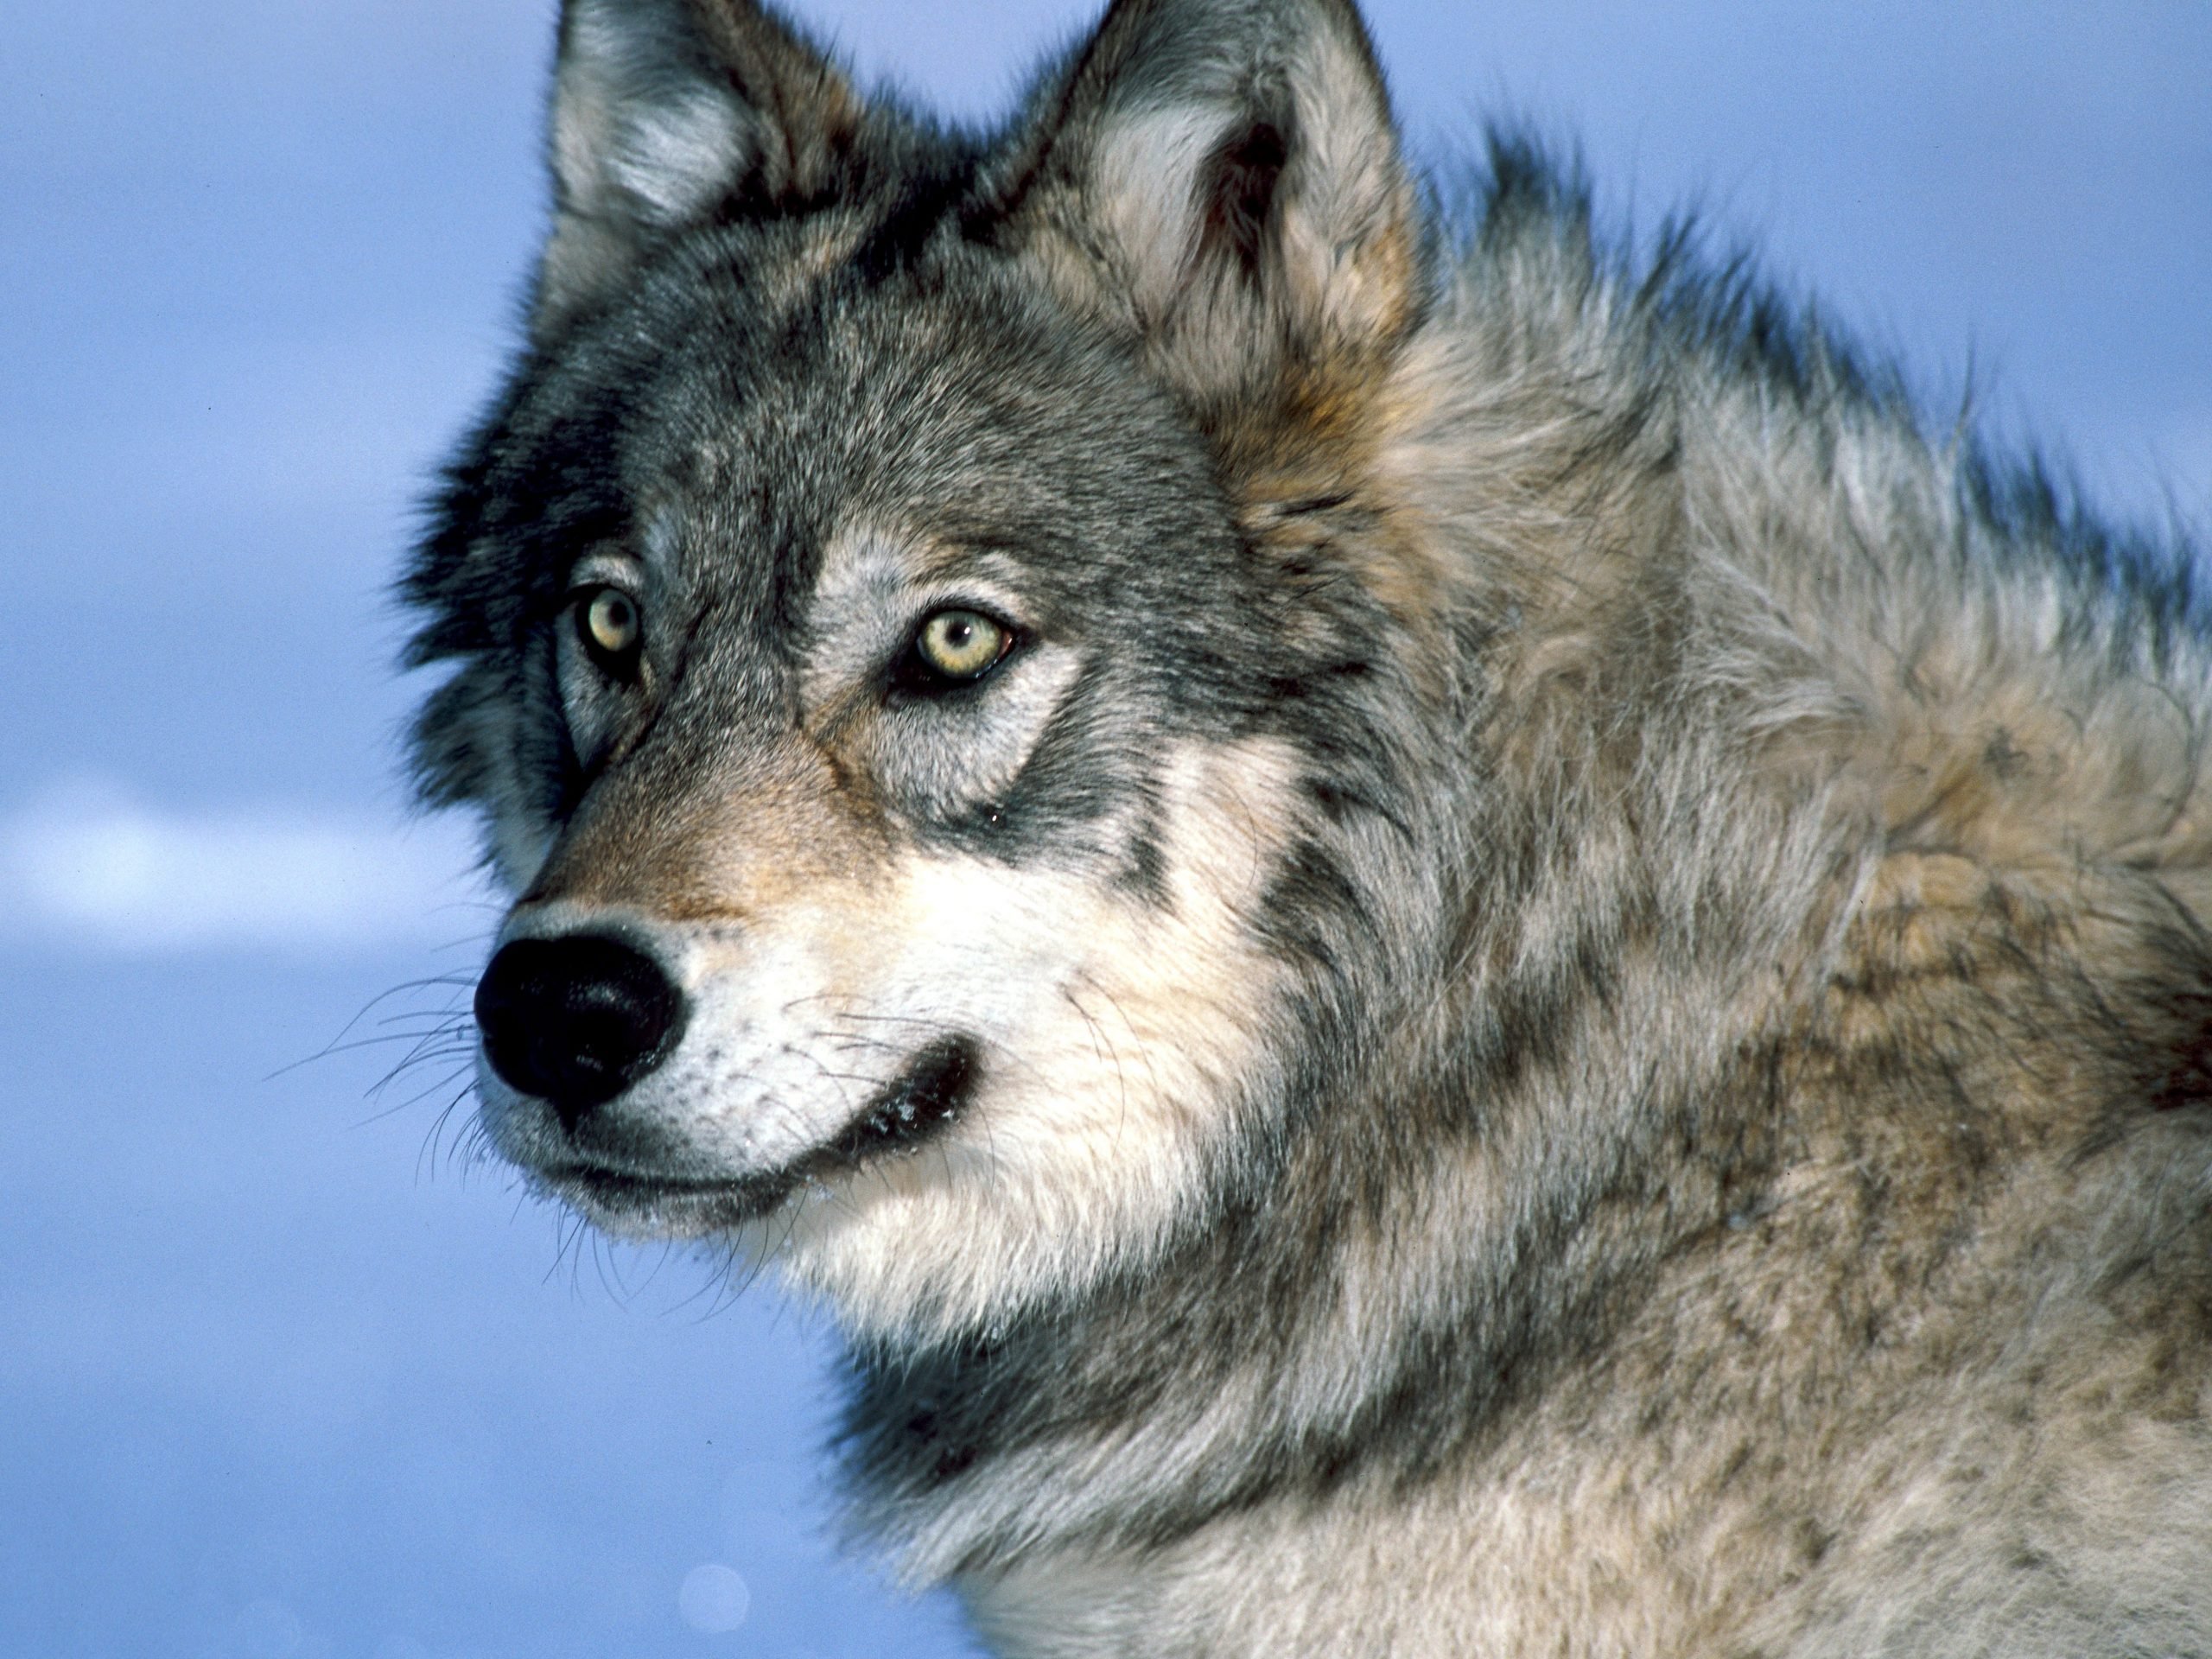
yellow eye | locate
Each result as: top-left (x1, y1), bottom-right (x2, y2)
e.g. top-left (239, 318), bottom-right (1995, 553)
top-left (914, 608), bottom-right (1009, 681)
top-left (579, 587), bottom-right (641, 663)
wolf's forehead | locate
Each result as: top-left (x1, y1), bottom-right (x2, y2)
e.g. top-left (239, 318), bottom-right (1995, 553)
top-left (622, 297), bottom-right (1002, 518)
top-left (618, 350), bottom-right (1079, 588)
top-left (632, 508), bottom-right (946, 609)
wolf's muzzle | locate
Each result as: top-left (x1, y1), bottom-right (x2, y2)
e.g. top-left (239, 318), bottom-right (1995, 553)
top-left (474, 934), bottom-right (687, 1127)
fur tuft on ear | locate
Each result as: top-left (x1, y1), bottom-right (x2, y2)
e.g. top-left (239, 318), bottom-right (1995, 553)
top-left (537, 0), bottom-right (864, 336)
top-left (995, 0), bottom-right (1421, 414)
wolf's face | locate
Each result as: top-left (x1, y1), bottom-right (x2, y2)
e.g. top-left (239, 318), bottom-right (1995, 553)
top-left (410, 0), bottom-right (1443, 1339)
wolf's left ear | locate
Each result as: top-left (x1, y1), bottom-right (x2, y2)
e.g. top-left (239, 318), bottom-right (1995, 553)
top-left (994, 0), bottom-right (1420, 413)
top-left (537, 0), bottom-right (865, 336)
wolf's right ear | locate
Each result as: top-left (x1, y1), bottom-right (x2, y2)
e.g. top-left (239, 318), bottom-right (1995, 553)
top-left (535, 0), bottom-right (864, 336)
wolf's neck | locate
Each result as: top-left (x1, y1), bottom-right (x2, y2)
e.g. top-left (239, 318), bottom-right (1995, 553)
top-left (831, 925), bottom-right (1831, 1588)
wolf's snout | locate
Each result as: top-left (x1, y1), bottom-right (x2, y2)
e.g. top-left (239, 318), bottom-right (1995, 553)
top-left (474, 934), bottom-right (687, 1125)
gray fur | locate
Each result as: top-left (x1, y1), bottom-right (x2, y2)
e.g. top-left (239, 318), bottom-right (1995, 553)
top-left (404, 0), bottom-right (2212, 1651)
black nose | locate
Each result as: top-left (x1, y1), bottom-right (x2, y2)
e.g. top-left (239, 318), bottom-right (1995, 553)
top-left (474, 934), bottom-right (686, 1126)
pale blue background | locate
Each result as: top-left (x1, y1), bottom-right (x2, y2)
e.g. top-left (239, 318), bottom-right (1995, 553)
top-left (2, 3), bottom-right (2205, 1656)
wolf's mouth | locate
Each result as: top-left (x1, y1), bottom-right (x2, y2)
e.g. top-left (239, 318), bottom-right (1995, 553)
top-left (542, 1034), bottom-right (982, 1226)
top-left (819, 1035), bottom-right (976, 1166)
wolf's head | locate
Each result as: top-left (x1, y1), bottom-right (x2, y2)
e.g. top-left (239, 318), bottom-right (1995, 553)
top-left (407, 0), bottom-right (1458, 1340)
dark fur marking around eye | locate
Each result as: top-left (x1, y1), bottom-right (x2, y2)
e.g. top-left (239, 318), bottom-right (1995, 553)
top-left (548, 701), bottom-right (589, 823)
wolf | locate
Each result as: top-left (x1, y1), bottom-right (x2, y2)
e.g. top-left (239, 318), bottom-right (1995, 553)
top-left (403, 0), bottom-right (2212, 1651)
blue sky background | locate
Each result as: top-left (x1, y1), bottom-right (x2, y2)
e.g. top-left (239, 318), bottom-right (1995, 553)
top-left (1, 3), bottom-right (2204, 1656)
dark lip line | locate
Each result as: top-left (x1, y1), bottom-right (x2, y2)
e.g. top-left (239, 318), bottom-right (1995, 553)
top-left (554, 1166), bottom-right (743, 1196)
top-left (548, 1161), bottom-right (799, 1224)
top-left (535, 1034), bottom-right (982, 1214)
top-left (549, 1159), bottom-right (782, 1198)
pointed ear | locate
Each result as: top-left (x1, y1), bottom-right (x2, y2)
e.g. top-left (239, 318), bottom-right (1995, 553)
top-left (537, 0), bottom-right (866, 335)
top-left (997, 0), bottom-right (1421, 414)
